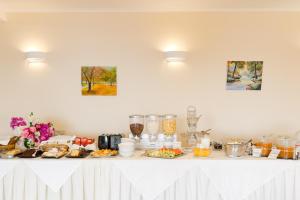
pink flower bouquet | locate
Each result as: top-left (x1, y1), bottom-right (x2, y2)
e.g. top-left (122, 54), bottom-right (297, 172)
top-left (10, 113), bottom-right (55, 149)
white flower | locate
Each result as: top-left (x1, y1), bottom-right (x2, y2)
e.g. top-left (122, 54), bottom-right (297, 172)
top-left (34, 131), bottom-right (40, 137)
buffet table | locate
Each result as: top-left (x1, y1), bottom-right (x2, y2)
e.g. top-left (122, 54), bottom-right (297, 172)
top-left (0, 151), bottom-right (299, 200)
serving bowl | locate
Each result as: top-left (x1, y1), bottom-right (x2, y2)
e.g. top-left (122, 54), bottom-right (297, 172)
top-left (224, 142), bottom-right (246, 158)
top-left (118, 142), bottom-right (135, 157)
top-left (121, 138), bottom-right (135, 144)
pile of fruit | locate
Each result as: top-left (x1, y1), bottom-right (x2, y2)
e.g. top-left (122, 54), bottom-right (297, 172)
top-left (73, 137), bottom-right (95, 147)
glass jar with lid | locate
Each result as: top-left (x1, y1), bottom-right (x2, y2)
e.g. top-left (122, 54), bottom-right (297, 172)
top-left (193, 135), bottom-right (211, 157)
top-left (129, 115), bottom-right (144, 140)
top-left (254, 135), bottom-right (273, 157)
top-left (162, 114), bottom-right (177, 142)
top-left (145, 114), bottom-right (161, 142)
top-left (276, 136), bottom-right (295, 159)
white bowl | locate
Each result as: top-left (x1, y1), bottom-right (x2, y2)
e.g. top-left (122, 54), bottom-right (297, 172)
top-left (119, 147), bottom-right (134, 156)
top-left (121, 138), bottom-right (135, 144)
top-left (119, 147), bottom-right (134, 152)
top-left (119, 142), bottom-right (135, 157)
top-left (119, 142), bottom-right (135, 149)
top-left (119, 150), bottom-right (134, 157)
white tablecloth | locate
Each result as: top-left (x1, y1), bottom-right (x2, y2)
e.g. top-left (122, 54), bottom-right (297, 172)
top-left (0, 151), bottom-right (299, 200)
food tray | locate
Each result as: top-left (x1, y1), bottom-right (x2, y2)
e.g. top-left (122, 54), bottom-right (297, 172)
top-left (90, 153), bottom-right (118, 158)
top-left (16, 150), bottom-right (43, 158)
top-left (90, 150), bottom-right (118, 158)
top-left (143, 150), bottom-right (184, 159)
top-left (41, 152), bottom-right (67, 159)
top-left (0, 154), bottom-right (15, 159)
top-left (143, 153), bottom-right (184, 159)
top-left (39, 144), bottom-right (69, 152)
top-left (0, 148), bottom-right (23, 159)
top-left (65, 151), bottom-right (90, 158)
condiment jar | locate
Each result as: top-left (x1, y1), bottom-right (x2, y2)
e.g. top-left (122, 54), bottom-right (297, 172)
top-left (254, 136), bottom-right (273, 157)
top-left (193, 136), bottom-right (211, 157)
top-left (276, 136), bottom-right (295, 159)
top-left (193, 144), bottom-right (211, 157)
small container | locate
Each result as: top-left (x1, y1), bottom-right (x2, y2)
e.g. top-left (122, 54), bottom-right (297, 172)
top-left (212, 141), bottom-right (223, 150)
top-left (109, 134), bottom-right (122, 150)
top-left (193, 144), bottom-right (211, 157)
top-left (276, 136), bottom-right (295, 159)
top-left (98, 134), bottom-right (122, 150)
top-left (254, 136), bottom-right (273, 157)
top-left (118, 142), bottom-right (135, 157)
top-left (121, 138), bottom-right (135, 144)
top-left (98, 134), bottom-right (110, 149)
top-left (225, 141), bottom-right (246, 158)
top-left (162, 114), bottom-right (177, 136)
top-left (193, 135), bottom-right (211, 157)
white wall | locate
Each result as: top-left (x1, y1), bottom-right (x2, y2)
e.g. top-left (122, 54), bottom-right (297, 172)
top-left (1, 12), bottom-right (300, 139)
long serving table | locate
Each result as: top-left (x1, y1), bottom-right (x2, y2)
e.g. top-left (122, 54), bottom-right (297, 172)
top-left (0, 151), bottom-right (299, 200)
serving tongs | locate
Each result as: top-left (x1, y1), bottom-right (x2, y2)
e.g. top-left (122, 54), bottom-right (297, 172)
top-left (194, 129), bottom-right (212, 142)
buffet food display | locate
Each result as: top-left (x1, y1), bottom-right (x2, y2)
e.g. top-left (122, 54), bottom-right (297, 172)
top-left (0, 110), bottom-right (299, 160)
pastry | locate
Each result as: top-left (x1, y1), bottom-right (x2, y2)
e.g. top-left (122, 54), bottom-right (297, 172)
top-left (6, 149), bottom-right (22, 156)
top-left (91, 149), bottom-right (118, 157)
top-left (70, 149), bottom-right (80, 157)
top-left (42, 148), bottom-right (66, 158)
top-left (40, 144), bottom-right (69, 152)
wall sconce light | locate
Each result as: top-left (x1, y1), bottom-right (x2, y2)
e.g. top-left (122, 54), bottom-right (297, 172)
top-left (164, 51), bottom-right (186, 63)
top-left (25, 51), bottom-right (46, 63)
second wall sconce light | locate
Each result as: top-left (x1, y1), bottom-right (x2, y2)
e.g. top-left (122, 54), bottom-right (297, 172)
top-left (164, 51), bottom-right (186, 63)
top-left (25, 51), bottom-right (46, 63)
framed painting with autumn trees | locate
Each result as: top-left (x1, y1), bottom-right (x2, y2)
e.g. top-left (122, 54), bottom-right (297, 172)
top-left (81, 66), bottom-right (117, 96)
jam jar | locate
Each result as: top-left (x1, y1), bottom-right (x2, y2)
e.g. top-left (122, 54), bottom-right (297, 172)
top-left (276, 136), bottom-right (295, 159)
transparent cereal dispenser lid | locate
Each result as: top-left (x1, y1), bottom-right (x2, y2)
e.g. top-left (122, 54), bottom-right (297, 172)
top-left (277, 136), bottom-right (294, 147)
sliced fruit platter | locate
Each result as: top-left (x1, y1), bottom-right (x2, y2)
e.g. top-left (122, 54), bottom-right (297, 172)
top-left (144, 148), bottom-right (184, 159)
